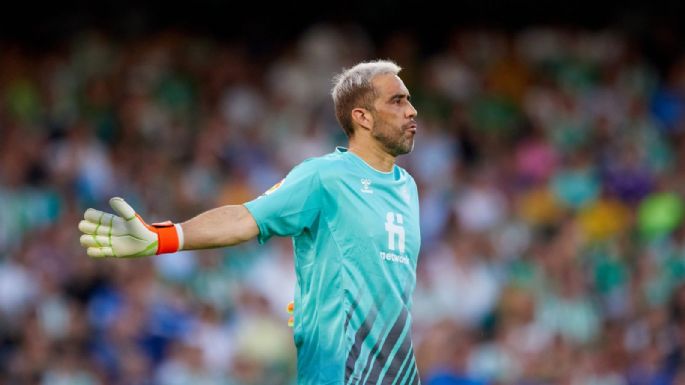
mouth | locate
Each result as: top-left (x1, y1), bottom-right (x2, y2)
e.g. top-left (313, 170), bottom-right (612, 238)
top-left (406, 123), bottom-right (417, 135)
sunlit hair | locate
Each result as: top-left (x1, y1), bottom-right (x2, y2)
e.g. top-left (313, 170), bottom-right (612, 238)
top-left (331, 60), bottom-right (402, 138)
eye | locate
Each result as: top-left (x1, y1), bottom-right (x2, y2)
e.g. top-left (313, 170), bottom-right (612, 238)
top-left (393, 96), bottom-right (405, 105)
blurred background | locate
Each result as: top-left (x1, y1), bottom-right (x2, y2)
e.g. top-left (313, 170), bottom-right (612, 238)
top-left (2, 1), bottom-right (685, 384)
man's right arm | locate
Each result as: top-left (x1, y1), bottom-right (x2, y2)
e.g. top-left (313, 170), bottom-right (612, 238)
top-left (181, 204), bottom-right (259, 249)
top-left (79, 157), bottom-right (322, 258)
top-left (78, 197), bottom-right (259, 258)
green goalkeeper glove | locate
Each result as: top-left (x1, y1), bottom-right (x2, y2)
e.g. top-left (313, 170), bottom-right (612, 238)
top-left (78, 197), bottom-right (183, 258)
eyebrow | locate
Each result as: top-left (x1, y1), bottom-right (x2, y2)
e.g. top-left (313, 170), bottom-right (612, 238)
top-left (388, 93), bottom-right (411, 102)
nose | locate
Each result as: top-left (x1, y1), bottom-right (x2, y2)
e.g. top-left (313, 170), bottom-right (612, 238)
top-left (406, 101), bottom-right (418, 118)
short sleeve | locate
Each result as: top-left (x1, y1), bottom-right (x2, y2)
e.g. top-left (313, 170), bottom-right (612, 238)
top-left (243, 160), bottom-right (323, 244)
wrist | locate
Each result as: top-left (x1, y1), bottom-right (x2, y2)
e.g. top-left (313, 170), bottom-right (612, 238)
top-left (174, 224), bottom-right (184, 251)
top-left (152, 221), bottom-right (184, 254)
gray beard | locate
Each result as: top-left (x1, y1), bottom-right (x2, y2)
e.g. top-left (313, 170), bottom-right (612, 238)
top-left (372, 124), bottom-right (414, 157)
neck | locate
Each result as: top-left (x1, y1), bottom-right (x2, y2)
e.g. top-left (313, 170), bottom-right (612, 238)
top-left (348, 138), bottom-right (396, 173)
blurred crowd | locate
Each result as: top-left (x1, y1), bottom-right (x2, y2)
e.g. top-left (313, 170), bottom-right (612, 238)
top-left (1, 23), bottom-right (685, 385)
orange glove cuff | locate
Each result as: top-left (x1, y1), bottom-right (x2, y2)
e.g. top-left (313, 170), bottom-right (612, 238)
top-left (153, 221), bottom-right (181, 254)
top-left (138, 215), bottom-right (183, 255)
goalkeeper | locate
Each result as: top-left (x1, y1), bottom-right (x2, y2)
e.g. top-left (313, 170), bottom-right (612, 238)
top-left (79, 60), bottom-right (422, 385)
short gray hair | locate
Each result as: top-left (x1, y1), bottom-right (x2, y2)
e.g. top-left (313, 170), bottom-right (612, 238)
top-left (331, 60), bottom-right (402, 138)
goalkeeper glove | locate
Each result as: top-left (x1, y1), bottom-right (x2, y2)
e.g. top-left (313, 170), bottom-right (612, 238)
top-left (78, 197), bottom-right (183, 258)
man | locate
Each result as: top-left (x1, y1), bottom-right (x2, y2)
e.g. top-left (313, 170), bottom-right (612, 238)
top-left (79, 59), bottom-right (421, 384)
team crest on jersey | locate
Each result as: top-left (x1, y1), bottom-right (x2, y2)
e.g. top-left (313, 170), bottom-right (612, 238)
top-left (264, 179), bottom-right (284, 196)
top-left (360, 178), bottom-right (373, 194)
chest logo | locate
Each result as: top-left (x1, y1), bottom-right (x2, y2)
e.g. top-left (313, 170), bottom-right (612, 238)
top-left (385, 212), bottom-right (405, 254)
top-left (360, 178), bottom-right (373, 194)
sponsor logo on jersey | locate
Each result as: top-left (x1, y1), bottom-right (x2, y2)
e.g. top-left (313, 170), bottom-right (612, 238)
top-left (380, 251), bottom-right (410, 265)
top-left (382, 212), bottom-right (408, 264)
top-left (385, 212), bottom-right (405, 253)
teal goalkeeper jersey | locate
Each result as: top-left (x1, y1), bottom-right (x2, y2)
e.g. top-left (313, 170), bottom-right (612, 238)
top-left (244, 147), bottom-right (421, 385)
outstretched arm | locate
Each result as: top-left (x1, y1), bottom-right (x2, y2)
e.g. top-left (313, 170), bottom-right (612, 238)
top-left (181, 204), bottom-right (258, 249)
top-left (78, 197), bottom-right (259, 258)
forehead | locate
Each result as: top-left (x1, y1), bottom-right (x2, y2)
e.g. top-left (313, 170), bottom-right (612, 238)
top-left (371, 73), bottom-right (409, 97)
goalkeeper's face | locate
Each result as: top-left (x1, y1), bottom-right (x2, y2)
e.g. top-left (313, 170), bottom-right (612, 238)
top-left (369, 74), bottom-right (418, 157)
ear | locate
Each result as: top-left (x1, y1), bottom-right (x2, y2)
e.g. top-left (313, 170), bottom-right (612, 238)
top-left (351, 107), bottom-right (373, 132)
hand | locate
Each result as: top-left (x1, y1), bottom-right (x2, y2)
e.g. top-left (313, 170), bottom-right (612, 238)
top-left (78, 197), bottom-right (181, 258)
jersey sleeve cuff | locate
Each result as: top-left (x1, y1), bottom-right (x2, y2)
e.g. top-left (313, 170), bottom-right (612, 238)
top-left (243, 202), bottom-right (270, 244)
